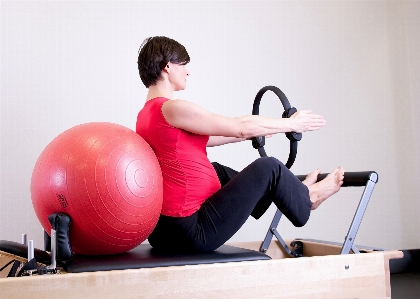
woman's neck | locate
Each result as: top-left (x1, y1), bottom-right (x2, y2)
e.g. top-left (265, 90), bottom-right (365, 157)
top-left (146, 81), bottom-right (173, 101)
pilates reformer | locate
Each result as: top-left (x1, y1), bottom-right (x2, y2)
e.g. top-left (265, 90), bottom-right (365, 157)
top-left (0, 211), bottom-right (402, 299)
top-left (0, 86), bottom-right (403, 298)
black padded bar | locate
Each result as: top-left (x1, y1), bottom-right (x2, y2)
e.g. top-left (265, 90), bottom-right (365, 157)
top-left (0, 240), bottom-right (51, 265)
top-left (296, 171), bottom-right (378, 187)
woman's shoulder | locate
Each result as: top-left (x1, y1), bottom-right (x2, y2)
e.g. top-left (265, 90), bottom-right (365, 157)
top-left (161, 99), bottom-right (205, 120)
top-left (162, 99), bottom-right (203, 112)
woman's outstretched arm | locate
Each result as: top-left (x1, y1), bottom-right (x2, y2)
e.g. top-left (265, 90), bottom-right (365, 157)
top-left (161, 99), bottom-right (326, 139)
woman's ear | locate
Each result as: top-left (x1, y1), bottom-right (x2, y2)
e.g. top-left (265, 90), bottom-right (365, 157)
top-left (163, 63), bottom-right (170, 73)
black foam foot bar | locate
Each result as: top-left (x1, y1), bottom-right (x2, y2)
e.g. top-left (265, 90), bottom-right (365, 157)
top-left (296, 171), bottom-right (378, 187)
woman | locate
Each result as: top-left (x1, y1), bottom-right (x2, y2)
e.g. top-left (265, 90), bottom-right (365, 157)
top-left (136, 36), bottom-right (344, 253)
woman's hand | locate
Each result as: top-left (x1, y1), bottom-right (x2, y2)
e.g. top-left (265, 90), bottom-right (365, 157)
top-left (289, 110), bottom-right (326, 133)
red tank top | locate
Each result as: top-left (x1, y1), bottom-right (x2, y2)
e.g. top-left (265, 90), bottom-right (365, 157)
top-left (136, 97), bottom-right (221, 217)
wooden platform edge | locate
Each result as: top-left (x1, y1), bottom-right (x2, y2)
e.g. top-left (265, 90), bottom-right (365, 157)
top-left (382, 249), bottom-right (405, 296)
top-left (229, 240), bottom-right (404, 298)
top-left (0, 240), bottom-right (403, 299)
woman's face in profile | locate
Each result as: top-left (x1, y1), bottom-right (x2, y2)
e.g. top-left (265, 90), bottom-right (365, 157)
top-left (166, 62), bottom-right (190, 91)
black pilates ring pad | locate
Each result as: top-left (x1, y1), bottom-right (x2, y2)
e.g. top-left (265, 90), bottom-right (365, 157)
top-left (251, 85), bottom-right (301, 169)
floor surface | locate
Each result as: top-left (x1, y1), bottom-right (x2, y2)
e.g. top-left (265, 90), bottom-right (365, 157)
top-left (391, 272), bottom-right (420, 299)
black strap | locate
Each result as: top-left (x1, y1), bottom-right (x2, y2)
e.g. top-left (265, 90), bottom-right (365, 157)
top-left (48, 213), bottom-right (73, 261)
top-left (8, 260), bottom-right (22, 277)
top-left (1, 259), bottom-right (21, 277)
top-left (16, 258), bottom-right (38, 277)
top-left (0, 258), bottom-right (40, 277)
top-left (0, 259), bottom-right (15, 272)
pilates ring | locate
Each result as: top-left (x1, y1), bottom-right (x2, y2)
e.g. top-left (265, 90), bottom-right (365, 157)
top-left (251, 85), bottom-right (302, 169)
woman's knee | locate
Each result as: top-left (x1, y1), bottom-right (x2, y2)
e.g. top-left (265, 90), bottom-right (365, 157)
top-left (252, 156), bottom-right (283, 169)
top-left (290, 208), bottom-right (311, 227)
top-left (249, 157), bottom-right (285, 177)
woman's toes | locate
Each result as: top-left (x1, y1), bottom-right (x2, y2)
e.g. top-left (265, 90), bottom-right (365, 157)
top-left (302, 168), bottom-right (321, 187)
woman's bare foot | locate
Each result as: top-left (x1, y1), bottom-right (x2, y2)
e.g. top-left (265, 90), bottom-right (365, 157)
top-left (308, 166), bottom-right (345, 210)
top-left (302, 168), bottom-right (321, 187)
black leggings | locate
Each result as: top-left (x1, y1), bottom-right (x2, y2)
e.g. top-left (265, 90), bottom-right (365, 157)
top-left (148, 157), bottom-right (312, 253)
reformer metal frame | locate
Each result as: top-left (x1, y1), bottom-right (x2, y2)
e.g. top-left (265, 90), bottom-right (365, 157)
top-left (260, 171), bottom-right (379, 256)
top-left (18, 229), bottom-right (59, 276)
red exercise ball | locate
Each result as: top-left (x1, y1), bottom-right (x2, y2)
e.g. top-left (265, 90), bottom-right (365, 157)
top-left (31, 122), bottom-right (163, 255)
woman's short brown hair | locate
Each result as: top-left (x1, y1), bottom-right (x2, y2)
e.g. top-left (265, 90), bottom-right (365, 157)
top-left (137, 36), bottom-right (190, 88)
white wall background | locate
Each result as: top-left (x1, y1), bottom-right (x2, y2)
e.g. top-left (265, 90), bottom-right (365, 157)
top-left (1, 0), bottom-right (419, 251)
